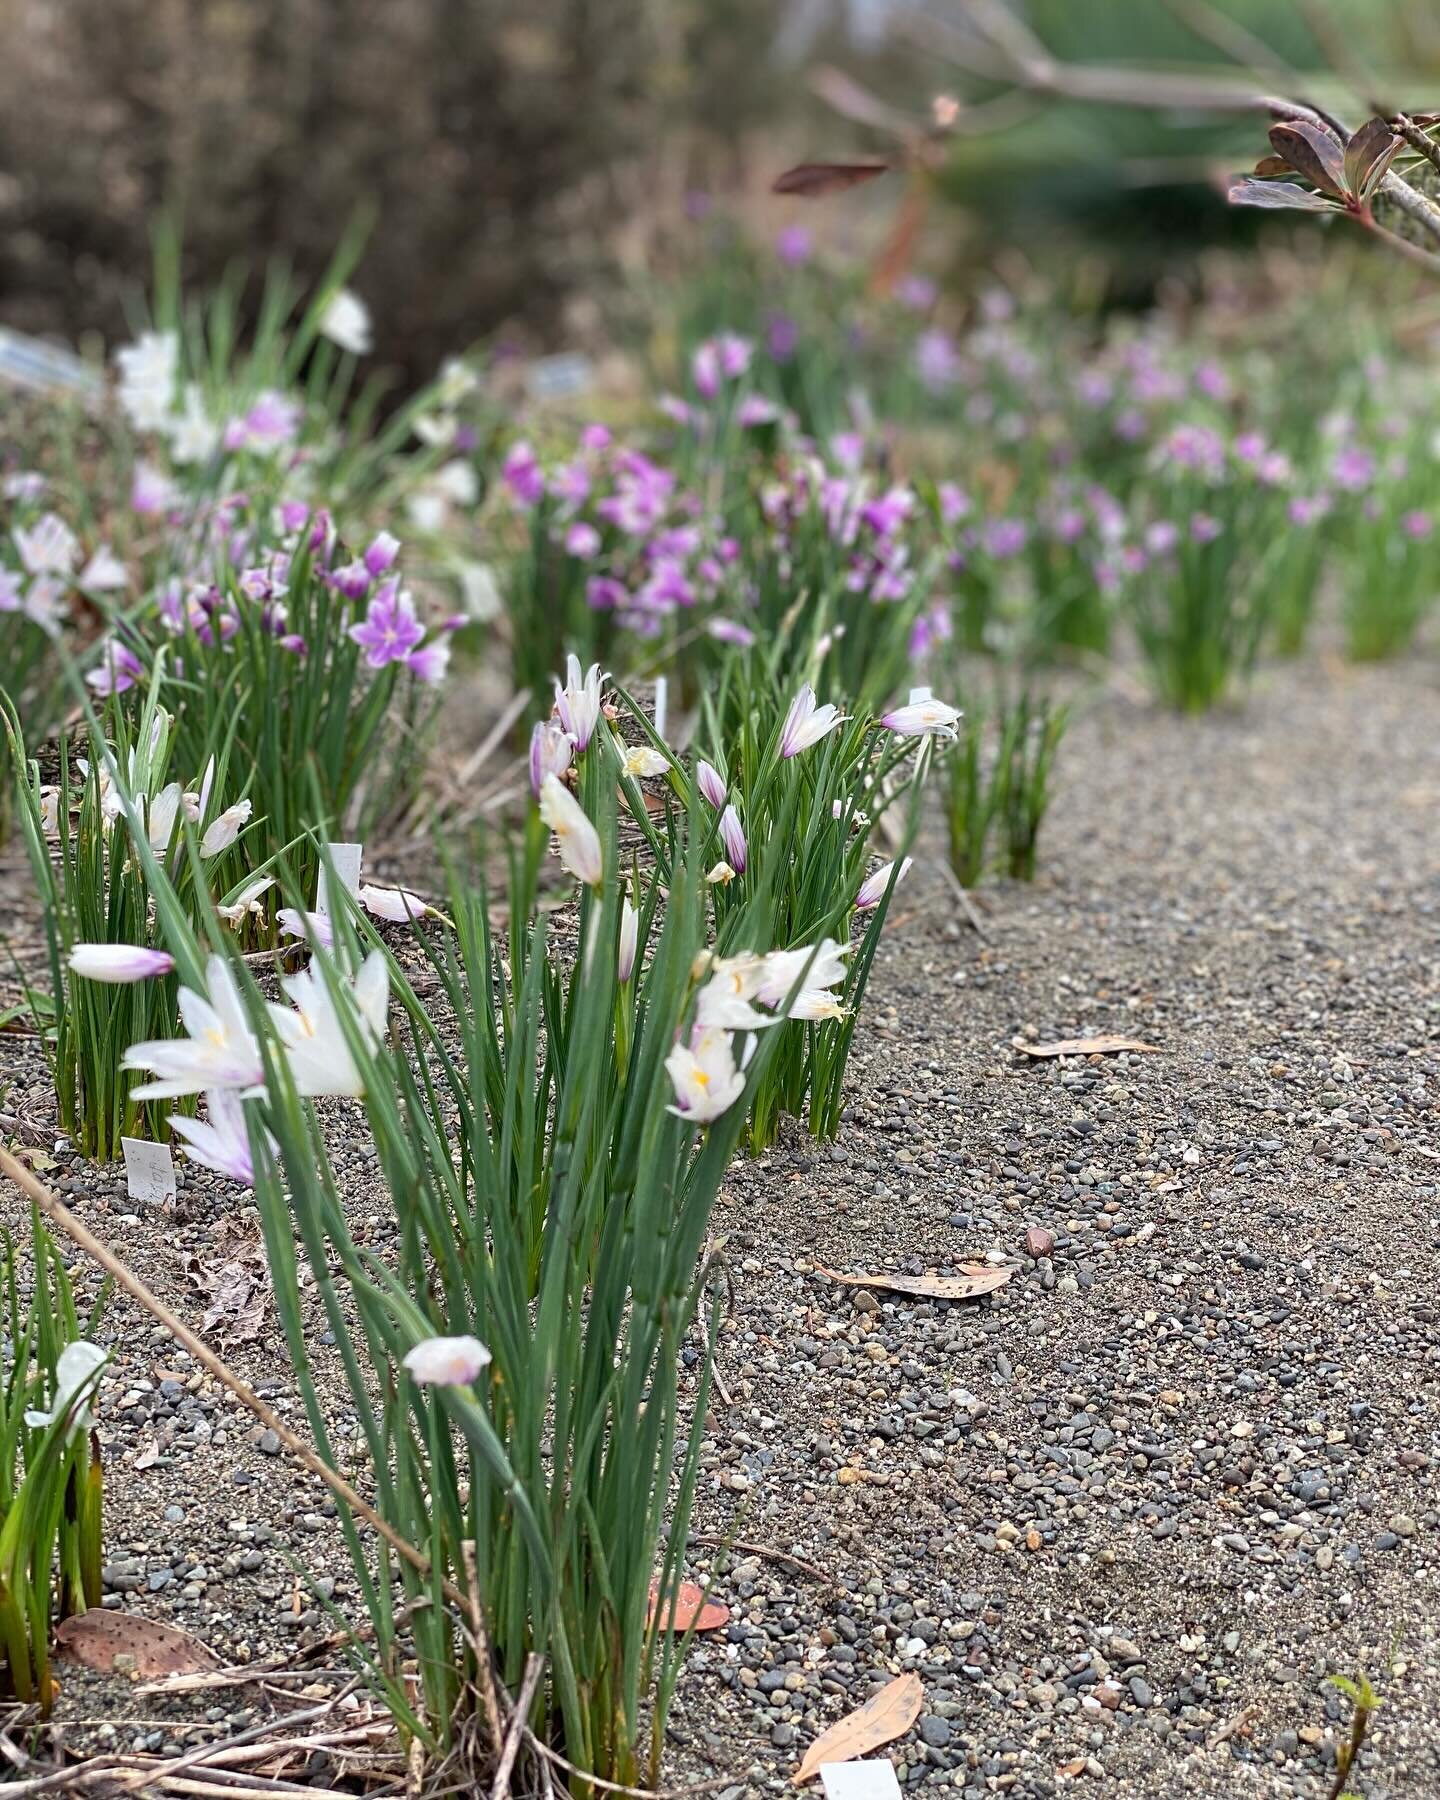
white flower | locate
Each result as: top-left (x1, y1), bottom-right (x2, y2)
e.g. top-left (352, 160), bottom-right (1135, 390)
top-left (319, 287), bottom-right (373, 356)
top-left (457, 560), bottom-right (502, 622)
top-left (435, 460), bottom-right (478, 506)
top-left (753, 938), bottom-right (850, 1007)
top-left (436, 357), bottom-right (479, 406)
top-left (553, 655), bottom-right (605, 751)
top-left (274, 949), bottom-right (390, 1097)
top-left (217, 876), bottom-right (275, 926)
top-left (696, 959), bottom-right (781, 1032)
top-left (779, 684), bottom-right (844, 757)
top-left (882, 687), bottom-right (961, 739)
top-left (413, 413), bottom-right (459, 449)
top-left (146, 782), bottom-right (199, 853)
top-left (170, 1089), bottom-right (272, 1186)
top-left (278, 907), bottom-right (334, 948)
top-left (621, 745), bottom-right (670, 780)
top-left (166, 384), bottom-right (220, 465)
top-left (666, 1026), bottom-right (746, 1122)
top-left (539, 774), bottom-right (603, 888)
top-left (789, 988), bottom-right (848, 1021)
top-left (402, 1334), bottom-right (491, 1387)
top-left (200, 799), bottom-right (253, 858)
top-left (79, 545), bottom-right (128, 592)
top-left (123, 954), bottom-right (269, 1099)
top-left (15, 513), bottom-right (79, 578)
top-left (25, 1341), bottom-right (108, 1439)
top-left (358, 883), bottom-right (428, 922)
top-left (618, 895), bottom-right (640, 983)
top-left (855, 857), bottom-right (913, 910)
top-left (68, 944), bottom-right (174, 983)
top-left (114, 330), bottom-right (180, 432)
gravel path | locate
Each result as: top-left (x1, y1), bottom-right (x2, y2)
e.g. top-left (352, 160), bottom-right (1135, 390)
top-left (670, 655), bottom-right (1440, 1798)
top-left (3, 653), bottom-right (1439, 1795)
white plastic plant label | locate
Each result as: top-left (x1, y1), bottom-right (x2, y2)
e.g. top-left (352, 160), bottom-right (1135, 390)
top-left (121, 1136), bottom-right (176, 1206)
top-left (819, 1765), bottom-right (903, 1800)
top-left (316, 842), bottom-right (363, 917)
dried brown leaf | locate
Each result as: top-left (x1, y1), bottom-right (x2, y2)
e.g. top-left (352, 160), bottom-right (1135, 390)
top-left (56, 1609), bottom-right (221, 1679)
top-left (1012, 1035), bottom-right (1161, 1059)
top-left (793, 1672), bottom-right (923, 1784)
top-left (814, 1264), bottom-right (1013, 1302)
top-left (772, 162), bottom-right (891, 198)
top-left (647, 1581), bottom-right (730, 1633)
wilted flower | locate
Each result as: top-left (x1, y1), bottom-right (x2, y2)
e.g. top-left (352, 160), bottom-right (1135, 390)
top-left (855, 857), bottom-right (913, 910)
top-left (217, 876), bottom-right (275, 927)
top-left (779, 684), bottom-right (843, 757)
top-left (403, 1335), bottom-right (492, 1387)
top-left (278, 907), bottom-right (335, 948)
top-left (68, 944), bottom-right (174, 983)
top-left (200, 800), bottom-right (253, 858)
top-left (358, 883), bottom-right (428, 922)
top-left (622, 745), bottom-right (670, 780)
top-left (319, 287), bottom-right (373, 356)
top-left (666, 1025), bottom-right (746, 1122)
top-left (882, 688), bottom-right (961, 739)
top-left (706, 860), bottom-right (737, 885)
top-left (539, 774), bottom-right (603, 888)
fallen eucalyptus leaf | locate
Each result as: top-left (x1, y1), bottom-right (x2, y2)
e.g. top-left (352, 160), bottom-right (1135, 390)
top-left (794, 1672), bottom-right (923, 1785)
top-left (1012, 1035), bottom-right (1160, 1059)
top-left (814, 1265), bottom-right (1012, 1301)
top-left (56, 1609), bottom-right (221, 1679)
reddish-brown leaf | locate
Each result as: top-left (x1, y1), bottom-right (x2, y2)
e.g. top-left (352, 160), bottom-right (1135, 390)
top-left (1267, 122), bottom-right (1347, 198)
top-left (772, 162), bottom-right (891, 198)
top-left (647, 1581), bottom-right (729, 1633)
top-left (55, 1609), bottom-right (221, 1679)
top-left (793, 1672), bottom-right (923, 1784)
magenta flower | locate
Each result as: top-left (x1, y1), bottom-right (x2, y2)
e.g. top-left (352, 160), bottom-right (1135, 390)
top-left (348, 580), bottom-right (426, 668)
top-left (1403, 510), bottom-right (1433, 540)
top-left (706, 617), bottom-right (755, 648)
top-left (776, 225), bottom-right (813, 266)
top-left (68, 944), bottom-right (175, 983)
top-left (365, 531), bottom-right (400, 576)
top-left (586, 575), bottom-right (627, 611)
top-left (896, 274), bottom-right (937, 312)
top-left (580, 423), bottom-right (612, 452)
top-left (226, 390), bottom-right (301, 453)
top-left (565, 521), bottom-right (601, 559)
top-left (503, 441), bottom-right (545, 507)
top-left (767, 314), bottom-right (799, 361)
top-left (1331, 445), bottom-right (1375, 491)
top-left (1190, 512), bottom-right (1222, 544)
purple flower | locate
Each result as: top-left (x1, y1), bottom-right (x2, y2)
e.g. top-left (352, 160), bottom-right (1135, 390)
top-left (580, 423), bottom-right (612, 452)
top-left (405, 638), bottom-right (450, 684)
top-left (503, 441), bottom-right (545, 506)
top-left (348, 580), bottom-right (426, 667)
top-left (914, 328), bottom-right (961, 392)
top-left (0, 570), bottom-right (21, 614)
top-left (1189, 512), bottom-right (1222, 544)
top-left (983, 518), bottom-right (1027, 559)
top-left (85, 640), bottom-right (144, 695)
top-left (279, 633), bottom-right (308, 657)
top-left (1145, 521), bottom-right (1180, 556)
top-left (938, 483), bottom-right (971, 526)
top-left (895, 274), bottom-right (937, 312)
top-left (1193, 360), bottom-right (1231, 401)
top-left (1288, 494), bottom-right (1330, 527)
top-left (776, 225), bottom-right (813, 266)
top-left (1331, 445), bottom-right (1375, 491)
top-left (365, 531), bottom-right (400, 576)
top-left (706, 617), bottom-right (755, 648)
top-left (737, 395), bottom-right (780, 428)
top-left (332, 560), bottom-right (373, 601)
top-left (692, 334), bottom-right (753, 399)
top-left (565, 521), bottom-right (601, 558)
top-left (226, 390), bottom-right (301, 453)
top-left (586, 575), bottom-right (628, 611)
top-left (279, 500), bottom-right (311, 532)
top-left (718, 803), bottom-right (747, 873)
top-left (1403, 510), bottom-right (1433, 540)
top-left (767, 313), bottom-right (799, 362)
top-left (696, 760), bottom-right (727, 808)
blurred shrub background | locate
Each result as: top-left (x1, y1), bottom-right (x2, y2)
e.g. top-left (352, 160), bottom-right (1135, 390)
top-left (0, 0), bottom-right (1434, 377)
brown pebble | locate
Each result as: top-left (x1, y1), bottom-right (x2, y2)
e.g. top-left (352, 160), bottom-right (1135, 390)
top-left (1025, 1226), bottom-right (1056, 1258)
